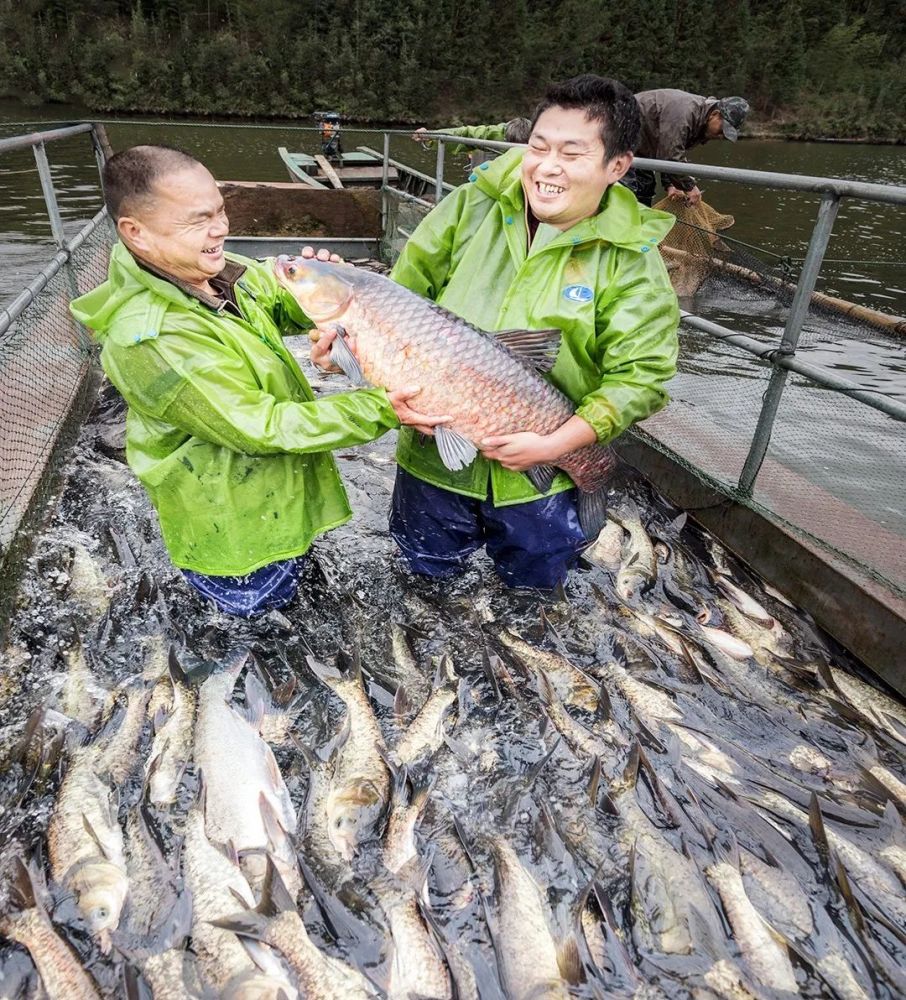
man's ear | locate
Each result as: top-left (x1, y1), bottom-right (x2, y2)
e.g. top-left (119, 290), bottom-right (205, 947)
top-left (605, 151), bottom-right (633, 185)
top-left (117, 216), bottom-right (150, 253)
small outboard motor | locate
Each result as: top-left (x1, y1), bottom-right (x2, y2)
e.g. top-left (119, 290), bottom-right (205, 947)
top-left (313, 111), bottom-right (343, 162)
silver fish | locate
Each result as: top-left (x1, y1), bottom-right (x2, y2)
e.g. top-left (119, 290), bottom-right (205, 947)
top-left (496, 629), bottom-right (599, 713)
top-left (394, 655), bottom-right (458, 765)
top-left (182, 779), bottom-right (297, 998)
top-left (611, 501), bottom-right (657, 601)
top-left (215, 865), bottom-right (376, 1000)
top-left (193, 652), bottom-right (298, 896)
top-left (308, 651), bottom-right (390, 861)
top-left (0, 859), bottom-right (102, 1000)
top-left (145, 650), bottom-right (196, 805)
top-left (486, 836), bottom-right (571, 1000)
top-left (373, 855), bottom-right (452, 1000)
top-left (705, 845), bottom-right (798, 992)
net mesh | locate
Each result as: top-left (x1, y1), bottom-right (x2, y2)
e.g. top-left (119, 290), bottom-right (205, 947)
top-left (0, 218), bottom-right (112, 564)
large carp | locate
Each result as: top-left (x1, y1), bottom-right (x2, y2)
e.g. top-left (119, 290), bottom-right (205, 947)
top-left (274, 256), bottom-right (616, 535)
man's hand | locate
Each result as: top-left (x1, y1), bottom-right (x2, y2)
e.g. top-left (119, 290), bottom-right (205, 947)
top-left (310, 326), bottom-right (357, 373)
top-left (480, 432), bottom-right (555, 472)
top-left (481, 415), bottom-right (597, 473)
top-left (411, 127), bottom-right (432, 145)
top-left (666, 184), bottom-right (701, 206)
top-left (300, 245), bottom-right (343, 263)
top-left (388, 386), bottom-right (451, 436)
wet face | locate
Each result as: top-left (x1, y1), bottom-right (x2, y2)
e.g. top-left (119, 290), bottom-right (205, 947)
top-left (521, 107), bottom-right (632, 231)
top-left (117, 165), bottom-right (229, 290)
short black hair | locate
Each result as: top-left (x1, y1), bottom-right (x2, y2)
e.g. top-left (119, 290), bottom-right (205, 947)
top-left (531, 75), bottom-right (640, 160)
top-left (103, 144), bottom-right (204, 221)
top-left (504, 117), bottom-right (533, 144)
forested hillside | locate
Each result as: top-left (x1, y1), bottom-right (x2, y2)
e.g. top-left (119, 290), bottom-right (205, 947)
top-left (1, 0), bottom-right (904, 139)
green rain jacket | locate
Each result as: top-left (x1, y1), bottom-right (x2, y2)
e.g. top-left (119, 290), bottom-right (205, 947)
top-left (440, 123), bottom-right (509, 155)
top-left (390, 147), bottom-right (680, 505)
top-left (70, 244), bottom-right (399, 576)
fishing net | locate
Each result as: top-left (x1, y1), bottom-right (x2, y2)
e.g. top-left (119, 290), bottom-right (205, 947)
top-left (0, 218), bottom-right (111, 580)
top-left (656, 197), bottom-right (736, 297)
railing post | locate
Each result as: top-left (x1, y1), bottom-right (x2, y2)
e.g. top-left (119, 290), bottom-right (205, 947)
top-left (381, 131), bottom-right (391, 239)
top-left (778, 192), bottom-right (841, 354)
top-left (33, 141), bottom-right (67, 249)
top-left (737, 191), bottom-right (841, 495)
top-left (435, 140), bottom-right (445, 203)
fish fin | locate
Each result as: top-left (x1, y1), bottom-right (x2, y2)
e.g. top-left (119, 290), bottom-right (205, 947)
top-left (713, 831), bottom-right (741, 869)
top-left (434, 424), bottom-right (478, 472)
top-left (121, 964), bottom-right (153, 1000)
top-left (397, 848), bottom-right (435, 896)
top-left (525, 463), bottom-right (558, 494)
top-left (832, 852), bottom-right (867, 933)
top-left (481, 645), bottom-right (503, 703)
top-left (685, 905), bottom-right (724, 963)
top-left (620, 742), bottom-right (641, 791)
top-left (288, 733), bottom-right (322, 771)
top-left (296, 853), bottom-right (362, 946)
top-left (578, 486), bottom-right (609, 540)
top-left (595, 682), bottom-right (613, 724)
top-left (151, 707), bottom-right (170, 735)
top-left (556, 934), bottom-right (583, 985)
top-left (393, 683), bottom-right (411, 724)
top-left (586, 754), bottom-right (602, 808)
top-left (336, 645), bottom-right (364, 683)
top-left (242, 669), bottom-right (272, 731)
top-left (433, 653), bottom-right (457, 688)
top-left (808, 792), bottom-right (831, 865)
top-left (409, 769), bottom-right (437, 816)
top-left (167, 646), bottom-right (189, 687)
top-left (881, 799), bottom-right (905, 844)
top-left (257, 855), bottom-right (297, 916)
top-left (329, 331), bottom-right (366, 386)
top-left (305, 653), bottom-right (342, 688)
top-left (7, 856), bottom-right (39, 914)
top-left (211, 909), bottom-right (270, 939)
top-left (82, 813), bottom-right (114, 861)
top-left (494, 327), bottom-right (562, 373)
top-left (258, 791), bottom-right (291, 846)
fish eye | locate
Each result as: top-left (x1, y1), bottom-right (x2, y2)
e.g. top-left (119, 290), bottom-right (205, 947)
top-left (287, 265), bottom-right (297, 276)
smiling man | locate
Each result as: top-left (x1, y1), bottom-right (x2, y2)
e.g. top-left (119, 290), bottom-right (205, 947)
top-left (379, 74), bottom-right (681, 590)
top-left (70, 145), bottom-right (444, 616)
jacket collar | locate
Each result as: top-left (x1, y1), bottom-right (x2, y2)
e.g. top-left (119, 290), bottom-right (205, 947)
top-left (131, 252), bottom-right (247, 313)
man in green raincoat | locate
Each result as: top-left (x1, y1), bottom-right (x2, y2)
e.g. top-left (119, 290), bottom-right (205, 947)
top-left (70, 145), bottom-right (446, 616)
top-left (316, 75), bottom-right (680, 590)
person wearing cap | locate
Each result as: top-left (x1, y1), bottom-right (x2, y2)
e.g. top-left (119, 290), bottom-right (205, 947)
top-left (623, 90), bottom-right (749, 206)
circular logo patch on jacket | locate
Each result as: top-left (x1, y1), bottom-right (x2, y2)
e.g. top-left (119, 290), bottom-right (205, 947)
top-left (562, 284), bottom-right (593, 303)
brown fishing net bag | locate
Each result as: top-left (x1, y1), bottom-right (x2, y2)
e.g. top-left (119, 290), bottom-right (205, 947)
top-left (654, 198), bottom-right (735, 297)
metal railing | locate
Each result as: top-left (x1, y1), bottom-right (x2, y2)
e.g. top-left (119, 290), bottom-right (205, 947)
top-left (383, 132), bottom-right (906, 501)
top-left (0, 123), bottom-right (111, 338)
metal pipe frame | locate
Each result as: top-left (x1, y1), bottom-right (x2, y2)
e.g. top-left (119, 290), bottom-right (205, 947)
top-left (434, 140), bottom-right (446, 202)
top-left (424, 134), bottom-right (906, 206)
top-left (0, 122), bottom-right (95, 155)
top-left (0, 207), bottom-right (108, 339)
top-left (679, 311), bottom-right (906, 422)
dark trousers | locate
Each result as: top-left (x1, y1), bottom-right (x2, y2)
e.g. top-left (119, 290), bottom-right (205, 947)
top-left (621, 167), bottom-right (656, 207)
top-left (389, 469), bottom-right (587, 590)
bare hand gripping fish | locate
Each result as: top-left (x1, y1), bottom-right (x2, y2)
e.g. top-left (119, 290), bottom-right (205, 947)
top-left (275, 255), bottom-right (616, 536)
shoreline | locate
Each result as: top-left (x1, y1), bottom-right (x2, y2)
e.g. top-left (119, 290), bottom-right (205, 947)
top-left (1, 98), bottom-right (904, 146)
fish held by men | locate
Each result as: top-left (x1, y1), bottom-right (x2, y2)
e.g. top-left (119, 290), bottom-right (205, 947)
top-left (274, 255), bottom-right (617, 536)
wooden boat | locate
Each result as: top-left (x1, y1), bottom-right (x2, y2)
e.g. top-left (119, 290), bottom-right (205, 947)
top-left (278, 146), bottom-right (396, 189)
top-left (277, 145), bottom-right (454, 203)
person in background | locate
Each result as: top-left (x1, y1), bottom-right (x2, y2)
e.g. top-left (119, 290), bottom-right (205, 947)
top-left (70, 145), bottom-right (446, 617)
top-left (623, 90), bottom-right (750, 206)
top-left (315, 76), bottom-right (680, 591)
top-left (412, 117), bottom-right (533, 172)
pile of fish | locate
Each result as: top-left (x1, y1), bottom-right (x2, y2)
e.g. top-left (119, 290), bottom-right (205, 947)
top-left (0, 363), bottom-right (905, 999)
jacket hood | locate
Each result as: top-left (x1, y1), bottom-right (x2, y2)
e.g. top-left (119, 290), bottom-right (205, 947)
top-left (469, 147), bottom-right (674, 249)
top-left (70, 242), bottom-right (205, 345)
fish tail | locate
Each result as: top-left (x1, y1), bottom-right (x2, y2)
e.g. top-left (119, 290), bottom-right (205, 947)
top-left (578, 485), bottom-right (609, 540)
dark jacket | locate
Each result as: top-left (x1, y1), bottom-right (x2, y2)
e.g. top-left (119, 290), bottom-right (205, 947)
top-left (635, 89), bottom-right (719, 191)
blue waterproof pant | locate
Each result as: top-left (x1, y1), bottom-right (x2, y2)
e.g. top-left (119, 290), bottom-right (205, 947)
top-left (390, 469), bottom-right (586, 590)
top-left (183, 556), bottom-right (304, 617)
